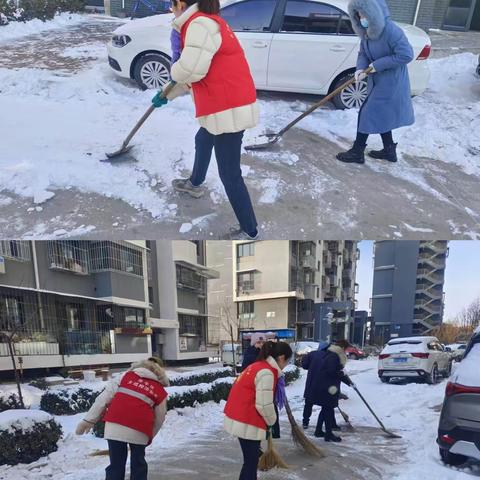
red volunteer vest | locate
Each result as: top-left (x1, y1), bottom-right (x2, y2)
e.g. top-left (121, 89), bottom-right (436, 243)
top-left (224, 360), bottom-right (278, 430)
top-left (181, 12), bottom-right (257, 118)
top-left (103, 371), bottom-right (168, 439)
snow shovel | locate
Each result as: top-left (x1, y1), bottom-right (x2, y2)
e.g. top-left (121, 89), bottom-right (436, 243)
top-left (104, 81), bottom-right (177, 161)
top-left (245, 66), bottom-right (373, 151)
top-left (351, 384), bottom-right (402, 439)
top-left (337, 406), bottom-right (355, 432)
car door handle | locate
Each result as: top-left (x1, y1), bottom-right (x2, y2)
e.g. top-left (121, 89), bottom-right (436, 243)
top-left (252, 41), bottom-right (268, 48)
top-left (330, 45), bottom-right (346, 52)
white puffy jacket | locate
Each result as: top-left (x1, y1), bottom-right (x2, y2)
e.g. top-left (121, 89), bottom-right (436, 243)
top-left (168, 3), bottom-right (259, 135)
top-left (224, 356), bottom-right (282, 441)
top-left (83, 365), bottom-right (168, 446)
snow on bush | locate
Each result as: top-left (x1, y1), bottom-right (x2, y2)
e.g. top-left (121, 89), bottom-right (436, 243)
top-left (0, 410), bottom-right (62, 465)
top-left (0, 393), bottom-right (23, 412)
top-left (40, 388), bottom-right (102, 415)
top-left (168, 366), bottom-right (234, 387)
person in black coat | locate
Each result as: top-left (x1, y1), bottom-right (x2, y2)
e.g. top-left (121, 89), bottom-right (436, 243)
top-left (241, 332), bottom-right (266, 371)
top-left (302, 340), bottom-right (353, 442)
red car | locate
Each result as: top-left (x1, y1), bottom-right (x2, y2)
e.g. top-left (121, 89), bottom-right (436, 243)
top-left (346, 345), bottom-right (368, 360)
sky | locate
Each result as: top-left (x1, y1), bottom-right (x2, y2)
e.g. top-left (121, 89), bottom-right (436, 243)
top-left (356, 241), bottom-right (480, 321)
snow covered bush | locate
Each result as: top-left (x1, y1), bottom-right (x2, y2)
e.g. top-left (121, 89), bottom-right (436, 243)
top-left (284, 366), bottom-right (300, 385)
top-left (0, 393), bottom-right (23, 412)
top-left (0, 410), bottom-right (62, 465)
top-left (40, 387), bottom-right (101, 415)
top-left (169, 367), bottom-right (234, 387)
top-left (0, 0), bottom-right (15, 21)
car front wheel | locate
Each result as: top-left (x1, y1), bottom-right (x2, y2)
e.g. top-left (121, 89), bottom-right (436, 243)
top-left (331, 72), bottom-right (368, 110)
top-left (133, 53), bottom-right (171, 90)
top-left (439, 447), bottom-right (468, 466)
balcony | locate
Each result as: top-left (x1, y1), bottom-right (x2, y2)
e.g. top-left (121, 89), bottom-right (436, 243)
top-left (297, 311), bottom-right (314, 324)
top-left (303, 284), bottom-right (316, 299)
top-left (322, 276), bottom-right (331, 291)
top-left (301, 255), bottom-right (316, 270)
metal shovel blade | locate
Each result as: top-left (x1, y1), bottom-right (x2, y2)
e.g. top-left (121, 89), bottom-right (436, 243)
top-left (103, 144), bottom-right (135, 161)
top-left (244, 133), bottom-right (281, 151)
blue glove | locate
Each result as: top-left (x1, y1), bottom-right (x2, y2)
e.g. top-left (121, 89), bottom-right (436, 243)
top-left (152, 90), bottom-right (168, 108)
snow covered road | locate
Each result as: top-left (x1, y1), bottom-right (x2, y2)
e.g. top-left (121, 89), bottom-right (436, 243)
top-left (1, 15), bottom-right (479, 239)
top-left (2, 358), bottom-right (479, 480)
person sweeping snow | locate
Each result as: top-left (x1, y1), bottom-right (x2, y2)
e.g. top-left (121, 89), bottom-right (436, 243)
top-left (301, 340), bottom-right (353, 442)
top-left (224, 341), bottom-right (293, 479)
top-left (153, 0), bottom-right (260, 240)
top-left (75, 358), bottom-right (169, 480)
top-left (337, 0), bottom-right (415, 164)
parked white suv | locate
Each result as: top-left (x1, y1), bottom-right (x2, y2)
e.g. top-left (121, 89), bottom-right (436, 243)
top-left (106, 0), bottom-right (431, 109)
top-left (378, 336), bottom-right (452, 384)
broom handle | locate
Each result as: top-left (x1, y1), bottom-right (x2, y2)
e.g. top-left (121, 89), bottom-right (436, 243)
top-left (352, 384), bottom-right (388, 431)
top-left (277, 66), bottom-right (374, 137)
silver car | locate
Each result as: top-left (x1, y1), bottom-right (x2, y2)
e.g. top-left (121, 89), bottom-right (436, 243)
top-left (437, 329), bottom-right (480, 466)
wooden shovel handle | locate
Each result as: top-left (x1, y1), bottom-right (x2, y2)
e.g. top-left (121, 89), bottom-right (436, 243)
top-left (121, 81), bottom-right (177, 148)
top-left (278, 66), bottom-right (374, 137)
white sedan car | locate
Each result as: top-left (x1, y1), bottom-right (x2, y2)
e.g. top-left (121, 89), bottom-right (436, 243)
top-left (107, 0), bottom-right (431, 109)
top-left (378, 336), bottom-right (452, 384)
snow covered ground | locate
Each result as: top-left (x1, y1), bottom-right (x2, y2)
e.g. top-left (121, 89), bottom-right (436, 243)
top-left (0, 16), bottom-right (479, 238)
top-left (1, 358), bottom-right (479, 479)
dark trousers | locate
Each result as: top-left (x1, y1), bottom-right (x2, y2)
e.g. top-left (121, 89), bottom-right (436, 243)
top-left (356, 131), bottom-right (394, 147)
top-left (190, 127), bottom-right (257, 235)
top-left (303, 401), bottom-right (313, 425)
top-left (106, 440), bottom-right (147, 480)
top-left (271, 403), bottom-right (280, 438)
top-left (238, 438), bottom-right (261, 480)
top-left (318, 406), bottom-right (336, 435)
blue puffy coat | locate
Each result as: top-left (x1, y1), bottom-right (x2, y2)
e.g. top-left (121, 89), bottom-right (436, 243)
top-left (302, 345), bottom-right (351, 408)
top-left (348, 0), bottom-right (415, 134)
top-left (241, 345), bottom-right (259, 370)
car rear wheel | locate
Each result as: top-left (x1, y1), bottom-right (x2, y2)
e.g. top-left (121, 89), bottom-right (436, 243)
top-left (444, 361), bottom-right (452, 377)
top-left (133, 53), bottom-right (171, 90)
top-left (380, 376), bottom-right (390, 384)
top-left (439, 447), bottom-right (468, 466)
top-left (331, 72), bottom-right (368, 110)
top-left (426, 364), bottom-right (439, 384)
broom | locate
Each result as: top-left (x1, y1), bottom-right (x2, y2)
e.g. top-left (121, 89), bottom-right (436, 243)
top-left (258, 434), bottom-right (289, 471)
top-left (284, 398), bottom-right (325, 458)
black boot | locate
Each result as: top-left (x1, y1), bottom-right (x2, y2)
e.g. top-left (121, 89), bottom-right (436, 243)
top-left (325, 432), bottom-right (342, 442)
top-left (314, 429), bottom-right (325, 438)
top-left (303, 422), bottom-right (309, 430)
top-left (369, 143), bottom-right (398, 162)
top-left (336, 142), bottom-right (366, 164)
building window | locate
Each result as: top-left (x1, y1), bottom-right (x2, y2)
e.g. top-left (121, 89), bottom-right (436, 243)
top-left (176, 265), bottom-right (205, 291)
top-left (238, 301), bottom-right (254, 315)
top-left (64, 303), bottom-right (85, 331)
top-left (0, 296), bottom-right (25, 329)
top-left (89, 241), bottom-right (143, 276)
top-left (148, 287), bottom-right (154, 306)
top-left (237, 242), bottom-right (255, 258)
top-left (178, 314), bottom-right (207, 352)
top-left (48, 241), bottom-right (89, 275)
top-left (237, 272), bottom-right (255, 292)
top-left (0, 241), bottom-right (31, 262)
top-left (124, 308), bottom-right (145, 327)
top-left (316, 287), bottom-right (320, 298)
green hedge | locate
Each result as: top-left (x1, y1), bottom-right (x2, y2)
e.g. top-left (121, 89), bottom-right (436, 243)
top-left (0, 0), bottom-right (85, 23)
top-left (0, 394), bottom-right (23, 412)
top-left (40, 388), bottom-right (101, 415)
top-left (0, 418), bottom-right (62, 465)
top-left (169, 368), bottom-right (234, 387)
top-left (284, 366), bottom-right (301, 385)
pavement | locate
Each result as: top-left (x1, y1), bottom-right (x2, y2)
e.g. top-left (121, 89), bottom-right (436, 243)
top-left (1, 15), bottom-right (479, 239)
top-left (146, 420), bottom-right (403, 480)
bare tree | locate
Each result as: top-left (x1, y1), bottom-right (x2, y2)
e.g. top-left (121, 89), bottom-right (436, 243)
top-left (220, 300), bottom-right (242, 375)
top-left (456, 297), bottom-right (480, 330)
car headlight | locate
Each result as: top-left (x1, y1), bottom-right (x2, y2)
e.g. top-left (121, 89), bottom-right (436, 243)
top-left (112, 35), bottom-right (132, 48)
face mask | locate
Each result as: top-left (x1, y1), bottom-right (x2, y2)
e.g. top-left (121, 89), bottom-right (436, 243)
top-left (360, 17), bottom-right (369, 28)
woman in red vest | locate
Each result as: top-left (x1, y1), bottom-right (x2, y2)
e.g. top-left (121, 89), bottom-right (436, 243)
top-left (152, 0), bottom-right (259, 240)
top-left (75, 358), bottom-right (169, 480)
top-left (224, 341), bottom-right (293, 480)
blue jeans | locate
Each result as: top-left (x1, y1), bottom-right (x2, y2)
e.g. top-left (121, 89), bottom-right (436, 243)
top-left (106, 440), bottom-right (147, 480)
top-left (190, 127), bottom-right (257, 234)
top-left (238, 438), bottom-right (261, 480)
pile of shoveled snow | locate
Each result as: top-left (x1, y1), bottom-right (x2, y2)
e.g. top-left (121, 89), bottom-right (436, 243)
top-left (451, 343), bottom-right (480, 387)
top-left (0, 13), bottom-right (87, 42)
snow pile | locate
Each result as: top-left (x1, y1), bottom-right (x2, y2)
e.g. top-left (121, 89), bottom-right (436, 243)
top-left (0, 13), bottom-right (87, 43)
top-left (451, 344), bottom-right (480, 387)
top-left (0, 409), bottom-right (52, 433)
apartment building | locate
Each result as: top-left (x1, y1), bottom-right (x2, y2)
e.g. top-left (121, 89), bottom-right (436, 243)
top-left (148, 241), bottom-right (219, 363)
top-left (0, 240), bottom-right (151, 372)
top-left (226, 240), bottom-right (358, 342)
top-left (371, 240), bottom-right (448, 343)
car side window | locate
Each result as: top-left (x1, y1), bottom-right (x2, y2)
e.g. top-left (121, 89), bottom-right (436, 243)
top-left (338, 14), bottom-right (355, 35)
top-left (427, 342), bottom-right (436, 351)
top-left (221, 0), bottom-right (277, 32)
top-left (281, 0), bottom-right (342, 34)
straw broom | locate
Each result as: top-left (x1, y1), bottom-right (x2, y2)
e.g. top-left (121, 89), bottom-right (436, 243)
top-left (284, 398), bottom-right (325, 458)
top-left (258, 434), bottom-right (289, 471)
